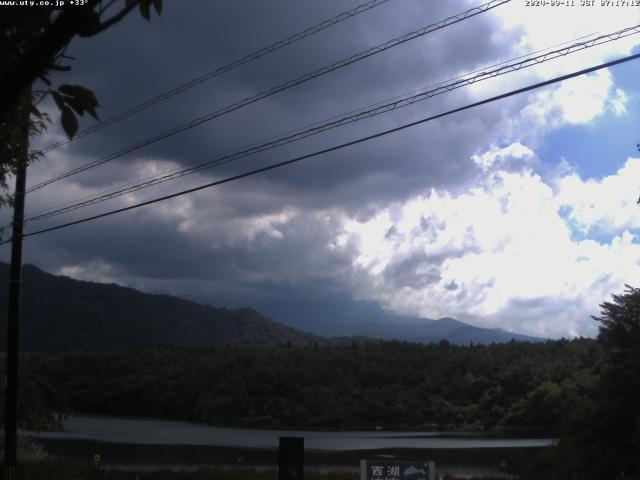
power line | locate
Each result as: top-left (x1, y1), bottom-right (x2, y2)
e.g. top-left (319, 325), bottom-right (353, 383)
top-left (25, 27), bottom-right (604, 221)
top-left (26, 26), bottom-right (614, 224)
top-left (26, 0), bottom-right (511, 194)
top-left (38, 0), bottom-right (394, 154)
top-left (21, 24), bottom-right (640, 223)
top-left (5, 51), bottom-right (639, 245)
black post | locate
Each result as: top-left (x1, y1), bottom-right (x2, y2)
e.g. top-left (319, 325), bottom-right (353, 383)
top-left (3, 113), bottom-right (28, 480)
top-left (278, 437), bottom-right (304, 480)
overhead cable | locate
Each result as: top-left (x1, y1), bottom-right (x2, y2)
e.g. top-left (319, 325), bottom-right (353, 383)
top-left (26, 26), bottom-right (603, 221)
top-left (26, 0), bottom-right (511, 193)
top-left (22, 24), bottom-right (640, 223)
top-left (4, 51), bottom-right (638, 245)
top-left (38, 0), bottom-right (394, 154)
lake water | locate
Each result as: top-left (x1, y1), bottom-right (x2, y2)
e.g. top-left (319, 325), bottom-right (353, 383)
top-left (27, 415), bottom-right (555, 450)
top-left (25, 415), bottom-right (556, 477)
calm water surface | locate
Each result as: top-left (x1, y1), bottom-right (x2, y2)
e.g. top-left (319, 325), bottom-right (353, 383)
top-left (25, 415), bottom-right (557, 477)
top-left (27, 415), bottom-right (555, 451)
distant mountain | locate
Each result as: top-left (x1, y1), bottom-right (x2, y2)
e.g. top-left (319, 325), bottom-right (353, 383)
top-left (423, 318), bottom-right (542, 344)
top-left (250, 289), bottom-right (544, 344)
top-left (0, 262), bottom-right (543, 352)
top-left (0, 263), bottom-right (322, 352)
top-left (339, 316), bottom-right (543, 344)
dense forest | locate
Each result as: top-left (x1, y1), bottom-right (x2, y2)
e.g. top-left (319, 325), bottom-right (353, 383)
top-left (3, 287), bottom-right (639, 479)
top-left (7, 338), bottom-right (599, 433)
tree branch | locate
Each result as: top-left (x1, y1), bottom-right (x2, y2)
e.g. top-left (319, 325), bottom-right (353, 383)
top-left (100, 0), bottom-right (119, 15)
top-left (0, 1), bottom-right (100, 121)
top-left (89, 1), bottom-right (139, 36)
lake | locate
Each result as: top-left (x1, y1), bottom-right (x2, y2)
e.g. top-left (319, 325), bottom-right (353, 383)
top-left (26, 415), bottom-right (556, 477)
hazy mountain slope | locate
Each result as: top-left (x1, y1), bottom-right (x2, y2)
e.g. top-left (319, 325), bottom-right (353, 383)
top-left (0, 263), bottom-right (322, 352)
top-left (251, 291), bottom-right (543, 344)
top-left (336, 315), bottom-right (543, 345)
top-left (0, 262), bottom-right (543, 351)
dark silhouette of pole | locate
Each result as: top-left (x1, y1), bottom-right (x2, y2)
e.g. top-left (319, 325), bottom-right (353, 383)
top-left (4, 110), bottom-right (28, 480)
top-left (279, 437), bottom-right (304, 480)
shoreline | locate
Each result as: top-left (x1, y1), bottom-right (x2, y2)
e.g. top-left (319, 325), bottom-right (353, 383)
top-left (28, 437), bottom-right (545, 474)
top-left (35, 412), bottom-right (558, 439)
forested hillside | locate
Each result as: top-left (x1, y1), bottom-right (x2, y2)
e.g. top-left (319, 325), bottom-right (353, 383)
top-left (0, 263), bottom-right (322, 351)
top-left (15, 338), bottom-right (599, 433)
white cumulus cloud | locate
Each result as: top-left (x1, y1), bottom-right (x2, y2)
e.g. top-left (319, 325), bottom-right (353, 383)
top-left (339, 145), bottom-right (640, 338)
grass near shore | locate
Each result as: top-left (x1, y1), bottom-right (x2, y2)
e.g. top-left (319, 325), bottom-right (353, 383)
top-left (18, 459), bottom-right (354, 480)
top-left (13, 457), bottom-right (508, 480)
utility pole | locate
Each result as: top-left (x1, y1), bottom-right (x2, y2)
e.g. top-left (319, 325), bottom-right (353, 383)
top-left (4, 103), bottom-right (29, 480)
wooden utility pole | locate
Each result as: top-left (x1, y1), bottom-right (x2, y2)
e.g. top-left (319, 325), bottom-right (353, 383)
top-left (3, 105), bottom-right (29, 480)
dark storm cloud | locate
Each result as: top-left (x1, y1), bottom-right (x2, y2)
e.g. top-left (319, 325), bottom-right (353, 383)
top-left (14, 180), bottom-right (357, 288)
top-left (36, 0), bottom-right (517, 193)
top-left (382, 251), bottom-right (444, 289)
top-left (0, 0), bottom-right (532, 329)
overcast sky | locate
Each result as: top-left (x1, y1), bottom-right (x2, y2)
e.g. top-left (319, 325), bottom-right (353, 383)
top-left (3, 0), bottom-right (640, 338)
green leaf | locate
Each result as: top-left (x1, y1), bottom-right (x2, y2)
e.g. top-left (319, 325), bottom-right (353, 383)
top-left (60, 106), bottom-right (78, 139)
top-left (152, 0), bottom-right (162, 15)
top-left (57, 84), bottom-right (100, 120)
top-left (139, 0), bottom-right (150, 20)
top-left (51, 91), bottom-right (65, 110)
top-left (84, 104), bottom-right (99, 120)
top-left (65, 96), bottom-right (87, 117)
top-left (58, 84), bottom-right (91, 100)
top-left (125, 0), bottom-right (137, 7)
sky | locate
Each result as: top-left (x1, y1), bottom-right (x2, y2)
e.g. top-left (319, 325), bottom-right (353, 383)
top-left (2, 0), bottom-right (640, 339)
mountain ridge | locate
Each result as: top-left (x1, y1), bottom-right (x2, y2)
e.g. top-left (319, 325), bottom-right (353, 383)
top-left (0, 262), bottom-right (323, 351)
top-left (0, 262), bottom-right (543, 351)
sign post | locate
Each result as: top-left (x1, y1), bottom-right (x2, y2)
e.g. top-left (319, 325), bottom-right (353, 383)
top-left (279, 436), bottom-right (304, 480)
